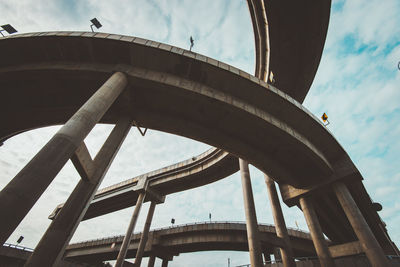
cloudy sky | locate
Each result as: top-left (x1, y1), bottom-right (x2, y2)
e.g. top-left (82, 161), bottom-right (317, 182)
top-left (1, 0), bottom-right (399, 266)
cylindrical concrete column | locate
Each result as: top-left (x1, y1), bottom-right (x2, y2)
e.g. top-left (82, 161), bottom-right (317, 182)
top-left (264, 174), bottom-right (296, 267)
top-left (333, 182), bottom-right (389, 267)
top-left (115, 192), bottom-right (146, 267)
top-left (263, 252), bottom-right (271, 264)
top-left (0, 72), bottom-right (128, 244)
top-left (299, 197), bottom-right (335, 267)
top-left (25, 117), bottom-right (132, 267)
top-left (273, 247), bottom-right (282, 262)
top-left (147, 255), bottom-right (156, 267)
top-left (134, 201), bottom-right (157, 266)
top-left (161, 259), bottom-right (169, 267)
top-left (239, 159), bottom-right (264, 267)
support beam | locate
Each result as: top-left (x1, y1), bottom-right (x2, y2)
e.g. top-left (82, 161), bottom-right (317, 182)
top-left (0, 72), bottom-right (128, 244)
top-left (70, 142), bottom-right (94, 182)
top-left (134, 201), bottom-right (157, 266)
top-left (263, 252), bottom-right (271, 263)
top-left (273, 247), bottom-right (282, 262)
top-left (264, 174), bottom-right (295, 267)
top-left (115, 191), bottom-right (146, 267)
top-left (25, 117), bottom-right (132, 266)
top-left (329, 241), bottom-right (363, 258)
top-left (299, 197), bottom-right (335, 267)
top-left (333, 182), bottom-right (389, 267)
top-left (147, 255), bottom-right (156, 267)
top-left (161, 259), bottom-right (169, 267)
top-left (239, 159), bottom-right (263, 267)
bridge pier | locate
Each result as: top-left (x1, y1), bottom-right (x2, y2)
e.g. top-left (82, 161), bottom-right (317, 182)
top-left (264, 174), bottom-right (296, 267)
top-left (299, 197), bottom-right (335, 267)
top-left (115, 191), bottom-right (146, 267)
top-left (0, 72), bottom-right (128, 245)
top-left (161, 258), bottom-right (170, 267)
top-left (147, 255), bottom-right (156, 267)
top-left (239, 159), bottom-right (263, 267)
top-left (333, 182), bottom-right (389, 267)
top-left (25, 117), bottom-right (133, 267)
top-left (134, 201), bottom-right (157, 266)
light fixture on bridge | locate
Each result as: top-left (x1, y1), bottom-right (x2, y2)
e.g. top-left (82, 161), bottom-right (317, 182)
top-left (90, 18), bottom-right (102, 32)
top-left (0, 24), bottom-right (17, 37)
top-left (171, 218), bottom-right (175, 226)
top-left (321, 112), bottom-right (330, 126)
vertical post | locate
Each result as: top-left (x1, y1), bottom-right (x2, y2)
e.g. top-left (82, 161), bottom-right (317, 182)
top-left (115, 192), bottom-right (146, 267)
top-left (264, 174), bottom-right (296, 267)
top-left (161, 259), bottom-right (169, 267)
top-left (263, 252), bottom-right (271, 263)
top-left (147, 255), bottom-right (156, 267)
top-left (299, 197), bottom-right (335, 267)
top-left (0, 72), bottom-right (128, 244)
top-left (25, 117), bottom-right (132, 266)
top-left (333, 182), bottom-right (389, 267)
top-left (273, 247), bottom-right (282, 262)
top-left (134, 201), bottom-right (157, 266)
top-left (239, 159), bottom-right (263, 267)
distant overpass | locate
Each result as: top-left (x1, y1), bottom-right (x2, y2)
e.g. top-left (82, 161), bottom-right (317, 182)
top-left (64, 222), bottom-right (316, 264)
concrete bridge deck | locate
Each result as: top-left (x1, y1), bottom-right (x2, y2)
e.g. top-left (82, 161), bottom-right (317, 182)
top-left (64, 222), bottom-right (316, 263)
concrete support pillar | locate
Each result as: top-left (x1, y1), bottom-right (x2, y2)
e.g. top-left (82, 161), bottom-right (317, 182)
top-left (115, 192), bottom-right (146, 267)
top-left (333, 182), bottom-right (389, 267)
top-left (299, 197), bottom-right (335, 267)
top-left (0, 72), bottom-right (128, 244)
top-left (25, 117), bottom-right (132, 266)
top-left (263, 252), bottom-right (271, 263)
top-left (273, 247), bottom-right (282, 262)
top-left (134, 201), bottom-right (157, 266)
top-left (147, 255), bottom-right (156, 267)
top-left (239, 159), bottom-right (263, 267)
top-left (264, 174), bottom-right (296, 267)
top-left (161, 259), bottom-right (169, 267)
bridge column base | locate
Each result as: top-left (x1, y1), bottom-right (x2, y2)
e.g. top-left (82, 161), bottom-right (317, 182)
top-left (333, 182), bottom-right (389, 267)
top-left (300, 197), bottom-right (335, 267)
top-left (115, 191), bottom-right (146, 267)
top-left (265, 174), bottom-right (296, 267)
top-left (239, 159), bottom-right (263, 267)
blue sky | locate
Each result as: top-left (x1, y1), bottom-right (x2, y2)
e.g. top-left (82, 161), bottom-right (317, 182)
top-left (0, 0), bottom-right (399, 266)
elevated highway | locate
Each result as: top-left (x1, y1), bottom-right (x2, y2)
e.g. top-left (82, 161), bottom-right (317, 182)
top-left (0, 0), bottom-right (397, 266)
top-left (0, 31), bottom-right (397, 258)
top-left (64, 222), bottom-right (316, 263)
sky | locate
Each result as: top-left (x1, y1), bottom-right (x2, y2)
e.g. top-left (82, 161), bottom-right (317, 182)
top-left (0, 0), bottom-right (399, 266)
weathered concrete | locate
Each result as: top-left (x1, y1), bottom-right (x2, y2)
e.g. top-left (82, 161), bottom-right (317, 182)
top-left (265, 174), bottom-right (295, 267)
top-left (299, 197), bottom-right (335, 267)
top-left (0, 71), bottom-right (127, 245)
top-left (25, 117), bottom-right (132, 267)
top-left (134, 201), bottom-right (157, 266)
top-left (239, 159), bottom-right (264, 267)
top-left (334, 182), bottom-right (389, 267)
top-left (115, 192), bottom-right (146, 267)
